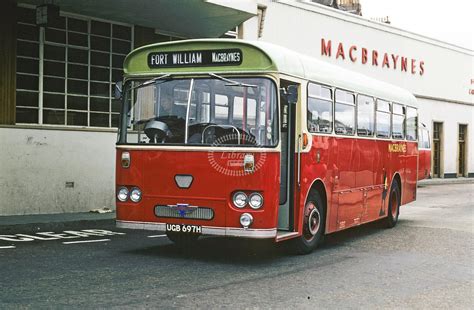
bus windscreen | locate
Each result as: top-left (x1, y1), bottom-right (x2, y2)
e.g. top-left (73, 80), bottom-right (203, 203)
top-left (119, 77), bottom-right (278, 147)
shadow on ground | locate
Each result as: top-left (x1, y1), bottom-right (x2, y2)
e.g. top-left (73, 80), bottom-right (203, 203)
top-left (123, 219), bottom-right (390, 264)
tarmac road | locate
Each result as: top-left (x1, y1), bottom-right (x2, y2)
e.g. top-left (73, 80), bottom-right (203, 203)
top-left (0, 183), bottom-right (472, 309)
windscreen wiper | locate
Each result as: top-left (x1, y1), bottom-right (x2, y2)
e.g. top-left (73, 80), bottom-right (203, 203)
top-left (130, 74), bottom-right (172, 91)
top-left (209, 73), bottom-right (257, 88)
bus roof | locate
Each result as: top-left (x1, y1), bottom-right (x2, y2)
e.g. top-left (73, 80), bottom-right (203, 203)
top-left (124, 39), bottom-right (418, 108)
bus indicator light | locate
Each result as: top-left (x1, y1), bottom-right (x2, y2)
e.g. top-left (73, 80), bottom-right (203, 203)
top-left (303, 133), bottom-right (309, 149)
top-left (121, 152), bottom-right (131, 168)
top-left (244, 154), bottom-right (255, 173)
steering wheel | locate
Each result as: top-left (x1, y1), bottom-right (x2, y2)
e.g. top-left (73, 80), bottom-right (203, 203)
top-left (202, 126), bottom-right (217, 144)
top-left (144, 120), bottom-right (171, 143)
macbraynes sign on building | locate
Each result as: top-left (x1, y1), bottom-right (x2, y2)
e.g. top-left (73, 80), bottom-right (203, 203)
top-left (321, 38), bottom-right (425, 76)
top-left (148, 49), bottom-right (243, 68)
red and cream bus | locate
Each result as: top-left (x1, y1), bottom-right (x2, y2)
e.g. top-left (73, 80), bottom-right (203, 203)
top-left (115, 39), bottom-right (424, 253)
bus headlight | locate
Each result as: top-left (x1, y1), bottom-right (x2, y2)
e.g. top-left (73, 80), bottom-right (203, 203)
top-left (240, 213), bottom-right (253, 228)
top-left (248, 193), bottom-right (263, 209)
top-left (117, 187), bottom-right (129, 202)
top-left (232, 192), bottom-right (247, 208)
top-left (130, 187), bottom-right (142, 202)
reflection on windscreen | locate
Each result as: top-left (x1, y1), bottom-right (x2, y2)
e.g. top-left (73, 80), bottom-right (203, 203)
top-left (122, 78), bottom-right (278, 147)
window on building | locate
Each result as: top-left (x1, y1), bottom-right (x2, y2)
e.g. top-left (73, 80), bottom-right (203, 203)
top-left (16, 7), bottom-right (40, 124)
top-left (335, 89), bottom-right (355, 135)
top-left (15, 6), bottom-right (133, 128)
top-left (406, 107), bottom-right (417, 141)
top-left (357, 94), bottom-right (374, 136)
top-left (432, 122), bottom-right (443, 178)
top-left (392, 103), bottom-right (405, 139)
top-left (307, 83), bottom-right (333, 133)
top-left (376, 99), bottom-right (391, 138)
top-left (458, 124), bottom-right (467, 176)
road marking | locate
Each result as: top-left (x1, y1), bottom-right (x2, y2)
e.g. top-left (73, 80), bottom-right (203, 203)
top-left (62, 239), bottom-right (111, 245)
top-left (147, 235), bottom-right (167, 238)
top-left (0, 246), bottom-right (16, 249)
top-left (0, 229), bottom-right (126, 243)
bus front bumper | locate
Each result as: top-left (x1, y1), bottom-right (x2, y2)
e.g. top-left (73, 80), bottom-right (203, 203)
top-left (116, 220), bottom-right (277, 239)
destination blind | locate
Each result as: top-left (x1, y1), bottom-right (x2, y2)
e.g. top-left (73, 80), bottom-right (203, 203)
top-left (148, 49), bottom-right (243, 68)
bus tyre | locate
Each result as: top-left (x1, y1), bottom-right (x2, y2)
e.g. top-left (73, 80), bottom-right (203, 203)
top-left (293, 190), bottom-right (325, 255)
top-left (386, 181), bottom-right (401, 228)
top-left (166, 232), bottom-right (199, 247)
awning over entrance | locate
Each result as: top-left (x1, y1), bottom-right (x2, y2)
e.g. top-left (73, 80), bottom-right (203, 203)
top-left (17, 0), bottom-right (256, 38)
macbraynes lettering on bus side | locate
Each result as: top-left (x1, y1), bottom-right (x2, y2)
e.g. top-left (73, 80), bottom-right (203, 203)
top-left (115, 39), bottom-right (426, 254)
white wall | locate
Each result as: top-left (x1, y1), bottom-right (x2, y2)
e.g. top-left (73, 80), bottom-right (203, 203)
top-left (417, 99), bottom-right (474, 175)
top-left (0, 127), bottom-right (117, 215)
top-left (256, 0), bottom-right (473, 104)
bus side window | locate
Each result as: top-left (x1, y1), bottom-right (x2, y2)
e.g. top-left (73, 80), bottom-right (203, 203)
top-left (307, 83), bottom-right (333, 133)
top-left (335, 89), bottom-right (355, 135)
top-left (406, 107), bottom-right (418, 141)
top-left (357, 95), bottom-right (374, 136)
top-left (376, 99), bottom-right (391, 138)
top-left (392, 103), bottom-right (405, 139)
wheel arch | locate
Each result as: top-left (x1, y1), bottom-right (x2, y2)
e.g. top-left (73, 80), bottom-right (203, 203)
top-left (305, 178), bottom-right (328, 233)
top-left (392, 172), bottom-right (402, 200)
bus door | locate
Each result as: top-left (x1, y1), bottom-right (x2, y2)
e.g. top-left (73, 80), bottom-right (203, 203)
top-left (278, 81), bottom-right (299, 231)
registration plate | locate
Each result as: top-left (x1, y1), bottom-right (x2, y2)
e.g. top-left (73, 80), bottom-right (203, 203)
top-left (166, 224), bottom-right (202, 234)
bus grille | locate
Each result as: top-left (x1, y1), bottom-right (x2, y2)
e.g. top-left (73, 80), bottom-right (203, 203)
top-left (154, 205), bottom-right (214, 220)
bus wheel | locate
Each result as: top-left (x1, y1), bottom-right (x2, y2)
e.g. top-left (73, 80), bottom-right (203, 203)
top-left (166, 232), bottom-right (199, 247)
top-left (293, 190), bottom-right (325, 255)
top-left (385, 181), bottom-right (400, 228)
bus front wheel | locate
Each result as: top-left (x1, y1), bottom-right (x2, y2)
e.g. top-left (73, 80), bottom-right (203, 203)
top-left (292, 189), bottom-right (325, 255)
top-left (385, 181), bottom-right (400, 228)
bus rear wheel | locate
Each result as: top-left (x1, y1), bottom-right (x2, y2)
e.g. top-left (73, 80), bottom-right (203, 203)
top-left (385, 181), bottom-right (400, 228)
top-left (292, 189), bottom-right (325, 255)
top-left (166, 232), bottom-right (199, 247)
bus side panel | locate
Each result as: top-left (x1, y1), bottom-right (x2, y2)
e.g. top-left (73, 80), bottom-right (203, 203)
top-left (384, 140), bottom-right (418, 207)
top-left (296, 136), bottom-right (419, 235)
top-left (358, 138), bottom-right (382, 223)
top-left (331, 137), bottom-right (361, 229)
top-left (402, 142), bottom-right (418, 204)
top-left (418, 149), bottom-right (431, 180)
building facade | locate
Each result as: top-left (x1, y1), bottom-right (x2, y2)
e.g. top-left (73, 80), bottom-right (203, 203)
top-left (244, 0), bottom-right (473, 179)
top-left (0, 0), bottom-right (472, 216)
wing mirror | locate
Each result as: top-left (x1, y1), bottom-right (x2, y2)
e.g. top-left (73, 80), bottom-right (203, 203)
top-left (114, 81), bottom-right (123, 100)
